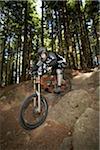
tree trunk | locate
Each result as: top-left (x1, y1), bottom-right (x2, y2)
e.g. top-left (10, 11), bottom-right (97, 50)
top-left (51, 12), bottom-right (54, 52)
top-left (58, 7), bottom-right (63, 54)
top-left (76, 0), bottom-right (88, 69)
top-left (0, 38), bottom-right (6, 86)
top-left (22, 2), bottom-right (28, 81)
top-left (92, 17), bottom-right (99, 55)
top-left (73, 13), bottom-right (83, 68)
top-left (62, 6), bottom-right (70, 60)
top-left (41, 1), bottom-right (44, 46)
top-left (72, 34), bottom-right (78, 69)
top-left (15, 39), bottom-right (18, 83)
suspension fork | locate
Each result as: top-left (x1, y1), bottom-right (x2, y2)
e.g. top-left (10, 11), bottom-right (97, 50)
top-left (33, 75), bottom-right (36, 107)
top-left (37, 75), bottom-right (41, 113)
top-left (33, 75), bottom-right (41, 113)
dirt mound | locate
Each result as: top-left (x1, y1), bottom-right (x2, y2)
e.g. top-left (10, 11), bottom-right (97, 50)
top-left (73, 108), bottom-right (99, 150)
top-left (47, 89), bottom-right (92, 129)
top-left (0, 80), bottom-right (33, 100)
top-left (0, 69), bottom-right (99, 150)
top-left (72, 69), bottom-right (99, 90)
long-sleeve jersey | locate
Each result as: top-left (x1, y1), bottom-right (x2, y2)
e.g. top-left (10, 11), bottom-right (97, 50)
top-left (35, 52), bottom-right (66, 75)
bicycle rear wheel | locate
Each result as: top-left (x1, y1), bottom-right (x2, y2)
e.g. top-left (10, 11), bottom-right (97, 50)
top-left (19, 93), bottom-right (48, 130)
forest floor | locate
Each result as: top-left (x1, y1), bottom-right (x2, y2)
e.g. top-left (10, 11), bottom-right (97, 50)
top-left (0, 68), bottom-right (99, 150)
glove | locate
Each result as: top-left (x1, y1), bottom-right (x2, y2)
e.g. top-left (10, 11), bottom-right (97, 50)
top-left (47, 66), bottom-right (52, 72)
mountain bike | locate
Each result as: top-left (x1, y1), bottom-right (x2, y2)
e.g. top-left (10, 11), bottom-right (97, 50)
top-left (19, 71), bottom-right (48, 130)
top-left (19, 70), bottom-right (71, 130)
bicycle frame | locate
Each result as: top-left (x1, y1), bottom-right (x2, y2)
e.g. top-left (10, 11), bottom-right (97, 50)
top-left (32, 72), bottom-right (71, 113)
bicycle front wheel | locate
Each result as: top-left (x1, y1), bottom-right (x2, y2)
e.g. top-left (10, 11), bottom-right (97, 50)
top-left (19, 93), bottom-right (48, 130)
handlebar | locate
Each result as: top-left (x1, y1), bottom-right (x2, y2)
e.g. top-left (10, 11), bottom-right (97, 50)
top-left (31, 65), bottom-right (52, 77)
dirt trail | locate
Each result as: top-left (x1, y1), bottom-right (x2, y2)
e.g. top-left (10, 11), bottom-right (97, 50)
top-left (0, 69), bottom-right (99, 150)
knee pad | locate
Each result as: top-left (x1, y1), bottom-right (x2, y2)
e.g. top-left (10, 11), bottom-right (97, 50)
top-left (56, 69), bottom-right (63, 75)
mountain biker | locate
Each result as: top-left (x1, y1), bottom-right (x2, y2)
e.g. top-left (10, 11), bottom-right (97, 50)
top-left (32, 47), bottom-right (67, 93)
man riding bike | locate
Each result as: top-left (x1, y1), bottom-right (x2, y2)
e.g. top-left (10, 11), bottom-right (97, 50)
top-left (32, 47), bottom-right (67, 94)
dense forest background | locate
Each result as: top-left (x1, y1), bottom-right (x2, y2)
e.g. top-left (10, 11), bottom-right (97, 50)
top-left (0, 0), bottom-right (99, 86)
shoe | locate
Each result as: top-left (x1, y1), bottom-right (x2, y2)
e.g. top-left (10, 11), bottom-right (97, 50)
top-left (54, 86), bottom-right (61, 94)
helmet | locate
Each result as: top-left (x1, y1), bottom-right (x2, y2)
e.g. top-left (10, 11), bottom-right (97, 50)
top-left (37, 47), bottom-right (46, 54)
